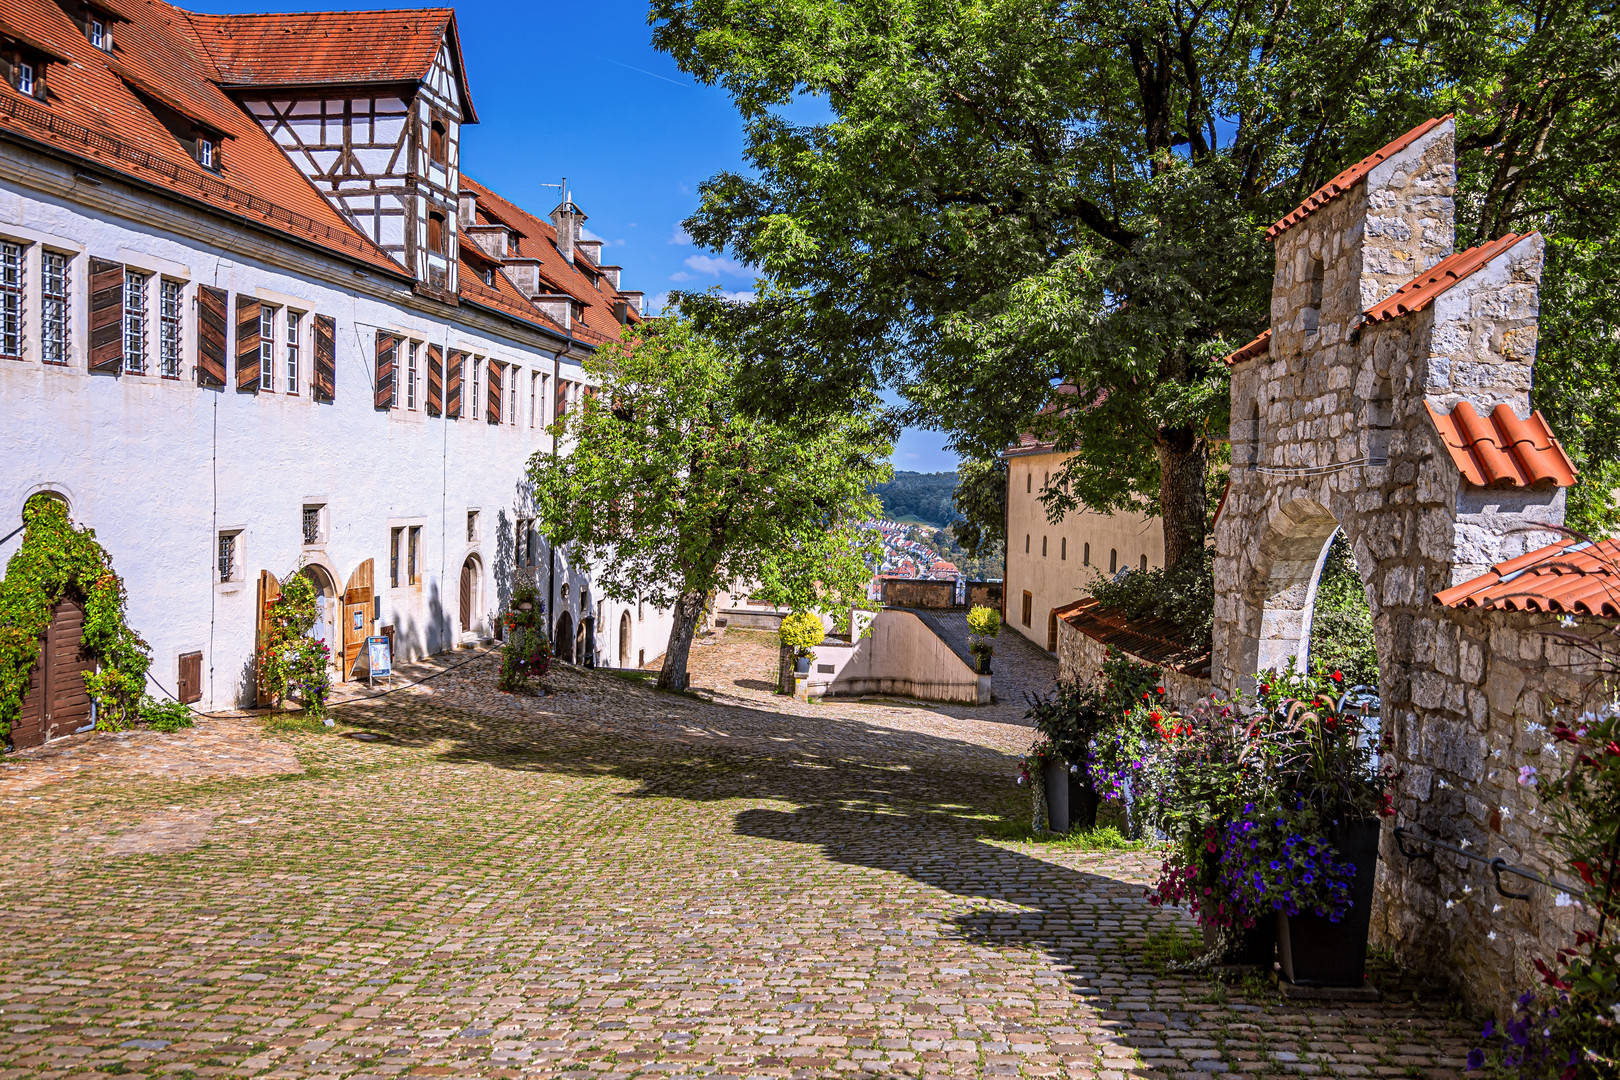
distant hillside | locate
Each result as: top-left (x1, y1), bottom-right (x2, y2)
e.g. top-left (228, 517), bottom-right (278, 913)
top-left (872, 471), bottom-right (959, 529)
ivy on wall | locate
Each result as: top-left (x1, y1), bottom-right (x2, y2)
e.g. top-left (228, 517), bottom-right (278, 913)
top-left (0, 495), bottom-right (157, 742)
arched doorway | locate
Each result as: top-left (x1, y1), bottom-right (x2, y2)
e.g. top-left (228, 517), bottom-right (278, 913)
top-left (618, 611), bottom-right (631, 668)
top-left (554, 610), bottom-right (574, 663)
top-left (1245, 498), bottom-right (1341, 684)
top-left (300, 565), bottom-right (339, 672)
top-left (459, 556), bottom-right (481, 636)
top-left (1305, 531), bottom-right (1379, 690)
top-left (12, 595), bottom-right (94, 749)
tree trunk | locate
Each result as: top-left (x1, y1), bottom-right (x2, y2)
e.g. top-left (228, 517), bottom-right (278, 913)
top-left (1156, 430), bottom-right (1208, 571)
top-left (778, 644), bottom-right (796, 694)
top-left (657, 590), bottom-right (707, 691)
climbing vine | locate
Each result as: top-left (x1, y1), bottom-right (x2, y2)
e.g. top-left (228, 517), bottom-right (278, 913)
top-left (256, 569), bottom-right (331, 718)
top-left (0, 495), bottom-right (160, 742)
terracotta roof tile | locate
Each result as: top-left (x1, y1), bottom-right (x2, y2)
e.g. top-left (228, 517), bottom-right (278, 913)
top-left (188, 9), bottom-right (445, 86)
top-left (1221, 329), bottom-right (1271, 366)
top-left (1435, 537), bottom-right (1620, 618)
top-left (1426, 400), bottom-right (1576, 489)
top-left (1362, 233), bottom-right (1533, 324)
top-left (1267, 116), bottom-right (1450, 241)
top-left (1056, 597), bottom-right (1212, 677)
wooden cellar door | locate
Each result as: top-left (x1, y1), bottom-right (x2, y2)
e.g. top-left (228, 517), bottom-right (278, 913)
top-left (255, 571), bottom-right (281, 706)
top-left (12, 597), bottom-right (95, 749)
top-left (342, 559), bottom-right (375, 681)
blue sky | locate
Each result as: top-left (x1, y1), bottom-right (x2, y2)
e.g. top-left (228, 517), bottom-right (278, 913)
top-left (184, 0), bottom-right (960, 474)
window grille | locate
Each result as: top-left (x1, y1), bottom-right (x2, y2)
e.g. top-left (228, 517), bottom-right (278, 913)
top-left (41, 251), bottom-right (67, 365)
top-left (406, 341), bottom-right (418, 409)
top-left (0, 241), bottom-right (21, 360)
top-left (258, 305), bottom-right (274, 390)
top-left (390, 527), bottom-right (403, 588)
top-left (123, 270), bottom-right (148, 373)
top-left (285, 310), bottom-right (300, 392)
top-left (217, 533), bottom-right (236, 583)
top-left (302, 507), bottom-right (321, 545)
top-left (408, 526), bottom-right (420, 584)
top-left (159, 280), bottom-right (182, 377)
top-left (470, 358), bottom-right (480, 419)
top-left (198, 138), bottom-right (214, 169)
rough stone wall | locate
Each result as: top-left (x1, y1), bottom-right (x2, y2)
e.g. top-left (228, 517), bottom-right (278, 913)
top-left (882, 579), bottom-right (956, 609)
top-left (1055, 620), bottom-right (1211, 713)
top-left (1213, 116), bottom-right (1609, 1010)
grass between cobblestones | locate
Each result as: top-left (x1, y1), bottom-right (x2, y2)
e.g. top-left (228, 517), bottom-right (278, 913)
top-left (0, 638), bottom-right (1476, 1079)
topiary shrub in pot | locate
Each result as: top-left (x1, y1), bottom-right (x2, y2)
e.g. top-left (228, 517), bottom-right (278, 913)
top-left (777, 611), bottom-right (825, 691)
top-left (966, 604), bottom-right (1000, 674)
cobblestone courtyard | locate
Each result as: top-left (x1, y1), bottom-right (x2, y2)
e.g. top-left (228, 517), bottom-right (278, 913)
top-left (0, 630), bottom-right (1473, 1079)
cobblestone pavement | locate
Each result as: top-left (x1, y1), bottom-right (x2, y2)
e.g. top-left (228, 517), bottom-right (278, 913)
top-left (0, 633), bottom-right (1473, 1079)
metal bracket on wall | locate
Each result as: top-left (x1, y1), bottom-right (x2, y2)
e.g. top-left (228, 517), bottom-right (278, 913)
top-left (1391, 825), bottom-right (1583, 903)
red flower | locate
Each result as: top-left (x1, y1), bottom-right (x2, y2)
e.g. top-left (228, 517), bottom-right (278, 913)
top-left (1331, 670), bottom-right (1343, 683)
top-left (1608, 741), bottom-right (1620, 757)
top-left (1574, 860), bottom-right (1597, 886)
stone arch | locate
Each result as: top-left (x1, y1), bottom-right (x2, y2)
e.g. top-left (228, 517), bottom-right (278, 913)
top-left (1240, 497), bottom-right (1342, 682)
top-left (458, 554), bottom-right (482, 636)
top-left (554, 610), bottom-right (574, 663)
top-left (299, 563), bottom-right (340, 672)
top-left (618, 610), bottom-right (630, 668)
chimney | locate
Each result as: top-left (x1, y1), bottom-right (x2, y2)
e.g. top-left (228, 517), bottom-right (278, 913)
top-left (619, 290), bottom-right (644, 316)
top-left (598, 265), bottom-right (622, 290)
top-left (532, 293), bottom-right (572, 330)
top-left (575, 239), bottom-right (603, 266)
top-left (458, 189), bottom-right (477, 228)
top-left (549, 200), bottom-right (586, 265)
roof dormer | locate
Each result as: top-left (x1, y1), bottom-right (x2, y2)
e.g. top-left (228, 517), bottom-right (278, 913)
top-left (0, 22), bottom-right (70, 102)
top-left (56, 1), bottom-right (124, 53)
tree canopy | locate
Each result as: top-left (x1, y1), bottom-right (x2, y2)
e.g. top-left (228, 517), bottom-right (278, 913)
top-left (651, 0), bottom-right (1620, 555)
top-left (528, 311), bottom-right (891, 689)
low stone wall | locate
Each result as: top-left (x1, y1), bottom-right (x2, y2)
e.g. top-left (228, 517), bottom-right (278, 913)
top-left (1055, 619), bottom-right (1212, 712)
top-left (967, 581), bottom-right (1003, 611)
top-left (804, 609), bottom-right (987, 705)
top-left (717, 608), bottom-right (785, 631)
top-left (881, 579), bottom-right (956, 609)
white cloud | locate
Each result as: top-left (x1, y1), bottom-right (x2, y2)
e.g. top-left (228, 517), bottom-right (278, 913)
top-left (669, 225), bottom-right (693, 245)
top-left (648, 292), bottom-right (669, 313)
top-left (669, 271), bottom-right (694, 282)
top-left (684, 253), bottom-right (751, 278)
top-left (580, 226), bottom-right (624, 247)
top-left (718, 289), bottom-right (755, 304)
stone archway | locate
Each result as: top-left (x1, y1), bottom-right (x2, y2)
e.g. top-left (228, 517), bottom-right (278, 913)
top-left (1243, 498), bottom-right (1342, 683)
top-left (300, 564), bottom-right (339, 673)
top-left (619, 611), bottom-right (630, 668)
top-left (458, 555), bottom-right (481, 636)
top-left (554, 611), bottom-right (575, 663)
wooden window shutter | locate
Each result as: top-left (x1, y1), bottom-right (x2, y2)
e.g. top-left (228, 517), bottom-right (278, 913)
top-left (235, 296), bottom-right (261, 392)
top-left (196, 285), bottom-right (228, 386)
top-left (312, 314), bottom-right (336, 402)
top-left (486, 361), bottom-right (502, 423)
top-left (87, 257), bottom-right (124, 373)
top-left (177, 651), bottom-right (202, 704)
top-left (425, 343), bottom-right (443, 416)
top-left (374, 331), bottom-right (396, 409)
top-left (445, 350), bottom-right (463, 418)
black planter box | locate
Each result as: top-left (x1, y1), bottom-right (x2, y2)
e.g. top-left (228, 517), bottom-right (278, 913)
top-left (1042, 760), bottom-right (1099, 833)
top-left (1276, 819), bottom-right (1381, 987)
top-left (1203, 920), bottom-right (1277, 966)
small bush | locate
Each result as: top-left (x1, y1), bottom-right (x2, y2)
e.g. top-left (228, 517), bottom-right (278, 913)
top-left (778, 611), bottom-right (825, 655)
top-left (139, 696), bottom-right (195, 733)
top-left (1090, 546), bottom-right (1214, 649)
top-left (966, 605), bottom-right (1001, 638)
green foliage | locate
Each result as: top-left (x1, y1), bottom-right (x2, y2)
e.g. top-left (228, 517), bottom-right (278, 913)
top-left (966, 605), bottom-right (1000, 640)
top-left (0, 495), bottom-right (152, 740)
top-left (950, 457), bottom-right (1007, 562)
top-left (498, 583), bottom-right (551, 690)
top-left (529, 307), bottom-right (890, 689)
top-left (871, 471), bottom-right (958, 528)
top-left (256, 570), bottom-right (331, 719)
top-left (778, 611), bottom-right (825, 655)
top-left (1089, 546), bottom-right (1215, 650)
top-left (140, 696), bottom-right (195, 733)
top-left (1307, 534), bottom-right (1379, 690)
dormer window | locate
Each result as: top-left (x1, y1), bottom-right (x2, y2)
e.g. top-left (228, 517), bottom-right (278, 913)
top-left (197, 136), bottom-right (215, 169)
top-left (89, 19), bottom-right (108, 49)
top-left (16, 62), bottom-right (34, 97)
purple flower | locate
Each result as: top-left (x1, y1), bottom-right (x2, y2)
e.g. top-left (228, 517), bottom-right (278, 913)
top-left (1481, 1021), bottom-right (1494, 1038)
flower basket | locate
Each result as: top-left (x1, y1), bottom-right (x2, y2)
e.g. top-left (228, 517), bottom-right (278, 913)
top-left (1042, 759), bottom-right (1098, 834)
top-left (794, 654), bottom-right (811, 675)
top-left (1275, 818), bottom-right (1381, 986)
top-left (1202, 919), bottom-right (1276, 967)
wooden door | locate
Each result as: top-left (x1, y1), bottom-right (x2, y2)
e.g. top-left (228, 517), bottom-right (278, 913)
top-left (12, 597), bottom-right (94, 749)
top-left (459, 559), bottom-right (473, 632)
top-left (342, 559), bottom-right (374, 681)
top-left (618, 612), bottom-right (630, 668)
top-left (255, 571), bottom-right (281, 706)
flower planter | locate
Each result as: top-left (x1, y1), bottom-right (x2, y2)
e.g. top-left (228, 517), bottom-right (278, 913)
top-left (972, 649), bottom-right (992, 675)
top-left (1043, 760), bottom-right (1099, 833)
top-left (1202, 920), bottom-right (1276, 966)
top-left (1276, 818), bottom-right (1381, 986)
top-left (794, 655), bottom-right (811, 675)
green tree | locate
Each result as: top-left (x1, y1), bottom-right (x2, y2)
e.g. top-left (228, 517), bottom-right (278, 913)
top-left (650, 0), bottom-right (1620, 562)
top-left (528, 311), bottom-right (891, 690)
top-left (950, 457), bottom-right (1006, 563)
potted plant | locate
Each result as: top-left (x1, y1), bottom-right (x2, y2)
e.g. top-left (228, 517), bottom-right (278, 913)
top-left (966, 604), bottom-right (1001, 674)
top-left (778, 611), bottom-right (825, 687)
top-left (498, 584), bottom-right (551, 692)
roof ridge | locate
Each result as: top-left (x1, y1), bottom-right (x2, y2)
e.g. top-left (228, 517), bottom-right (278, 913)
top-left (1363, 232), bottom-right (1534, 324)
top-left (1267, 115), bottom-right (1451, 241)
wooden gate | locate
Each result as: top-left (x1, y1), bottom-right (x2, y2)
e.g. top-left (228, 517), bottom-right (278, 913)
top-left (254, 570), bottom-right (281, 706)
top-left (12, 597), bottom-right (95, 748)
top-left (342, 559), bottom-right (374, 681)
top-left (459, 559), bottom-right (473, 632)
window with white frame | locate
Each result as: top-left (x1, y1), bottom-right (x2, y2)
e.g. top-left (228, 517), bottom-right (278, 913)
top-left (159, 280), bottom-right (182, 377)
top-left (470, 356), bottom-right (481, 418)
top-left (198, 137), bottom-right (215, 170)
top-left (258, 304), bottom-right (274, 391)
top-left (217, 531), bottom-right (240, 583)
top-left (285, 309), bottom-right (300, 393)
top-left (529, 371), bottom-right (539, 427)
top-left (406, 341), bottom-right (418, 409)
top-left (41, 251), bottom-right (67, 365)
top-left (506, 367), bottom-right (517, 424)
top-left (89, 18), bottom-right (107, 48)
top-left (0, 241), bottom-right (21, 361)
top-left (17, 63), bottom-right (34, 98)
top-left (123, 270), bottom-right (148, 374)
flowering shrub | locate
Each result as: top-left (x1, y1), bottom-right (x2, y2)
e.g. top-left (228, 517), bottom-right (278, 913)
top-left (1216, 802), bottom-right (1356, 924)
top-left (498, 584), bottom-right (551, 692)
top-left (256, 570), bottom-right (331, 719)
top-left (779, 611), bottom-right (825, 656)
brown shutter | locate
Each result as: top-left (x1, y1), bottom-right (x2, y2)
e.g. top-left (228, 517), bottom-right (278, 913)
top-left (177, 651), bottom-right (203, 704)
top-left (235, 296), bottom-right (261, 392)
top-left (445, 349), bottom-right (463, 418)
top-left (312, 314), bottom-right (336, 403)
top-left (88, 258), bottom-right (124, 373)
top-left (196, 285), bottom-right (228, 386)
top-left (374, 331), bottom-right (396, 409)
top-left (486, 361), bottom-right (502, 423)
top-left (426, 343), bottom-right (443, 416)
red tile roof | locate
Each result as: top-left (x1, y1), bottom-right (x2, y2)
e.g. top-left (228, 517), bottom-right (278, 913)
top-left (1221, 329), bottom-right (1271, 366)
top-left (1363, 233), bottom-right (1534, 324)
top-left (1056, 597), bottom-right (1212, 677)
top-left (1435, 537), bottom-right (1620, 618)
top-left (185, 8), bottom-right (476, 120)
top-left (1267, 116), bottom-right (1451, 241)
top-left (1426, 401), bottom-right (1576, 489)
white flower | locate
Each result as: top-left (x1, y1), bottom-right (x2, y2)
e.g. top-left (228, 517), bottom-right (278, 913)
top-left (1556, 892), bottom-right (1575, 907)
top-left (1519, 765), bottom-right (1539, 787)
top-left (1610, 1003), bottom-right (1620, 1023)
top-left (1493, 904), bottom-right (1504, 914)
top-left (1500, 806), bottom-right (1512, 819)
top-left (1463, 884), bottom-right (1474, 895)
top-left (1544, 742), bottom-right (1559, 756)
top-left (1525, 722), bottom-right (1546, 734)
top-left (1460, 838), bottom-right (1472, 849)
top-left (1488, 931), bottom-right (1497, 940)
top-left (1446, 899), bottom-right (1456, 909)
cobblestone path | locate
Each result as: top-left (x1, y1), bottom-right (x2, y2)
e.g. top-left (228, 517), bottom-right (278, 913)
top-left (0, 634), bottom-right (1472, 1079)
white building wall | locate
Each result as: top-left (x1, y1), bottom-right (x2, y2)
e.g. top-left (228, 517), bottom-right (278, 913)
top-left (0, 163), bottom-right (673, 709)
